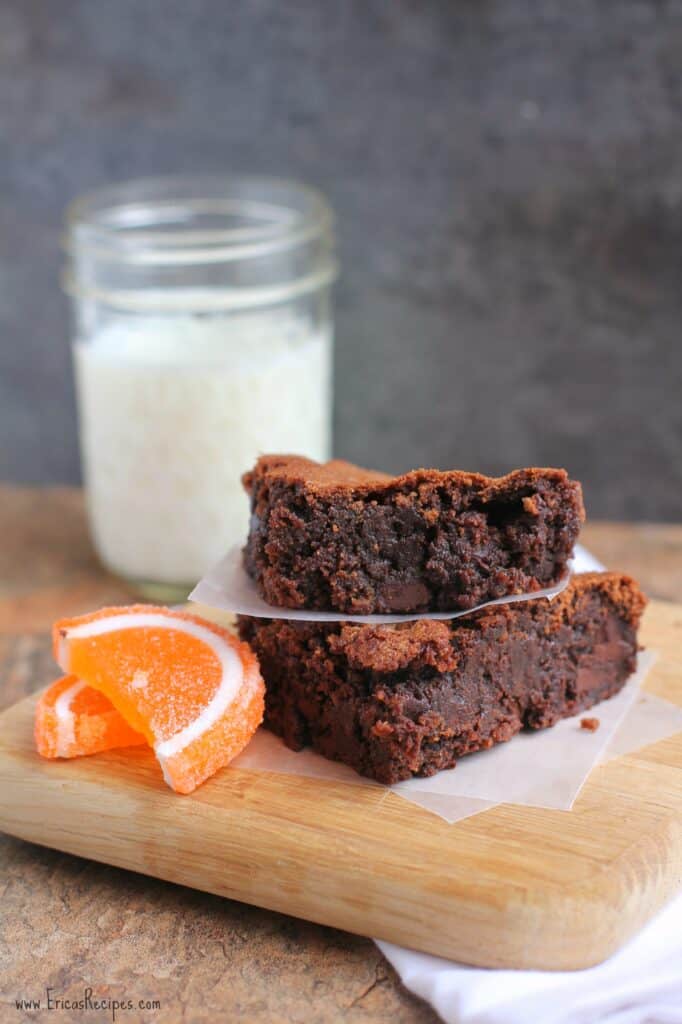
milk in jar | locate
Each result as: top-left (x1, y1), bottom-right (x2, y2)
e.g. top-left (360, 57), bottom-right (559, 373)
top-left (66, 177), bottom-right (337, 598)
top-left (74, 311), bottom-right (332, 587)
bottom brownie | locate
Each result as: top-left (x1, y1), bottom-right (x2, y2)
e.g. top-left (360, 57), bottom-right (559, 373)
top-left (237, 572), bottom-right (646, 784)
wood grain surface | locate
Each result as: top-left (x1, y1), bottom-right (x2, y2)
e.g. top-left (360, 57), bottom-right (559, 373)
top-left (1, 486), bottom-right (681, 1022)
top-left (1, 597), bottom-right (681, 973)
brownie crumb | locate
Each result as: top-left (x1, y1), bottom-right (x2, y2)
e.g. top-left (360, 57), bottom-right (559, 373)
top-left (580, 717), bottom-right (600, 732)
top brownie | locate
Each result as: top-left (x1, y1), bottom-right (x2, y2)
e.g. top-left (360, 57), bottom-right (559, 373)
top-left (242, 454), bottom-right (585, 614)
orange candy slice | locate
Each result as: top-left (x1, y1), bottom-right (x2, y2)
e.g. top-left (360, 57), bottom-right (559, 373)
top-left (52, 606), bottom-right (265, 794)
top-left (35, 675), bottom-right (145, 759)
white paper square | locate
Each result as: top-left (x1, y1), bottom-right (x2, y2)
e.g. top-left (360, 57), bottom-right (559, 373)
top-left (231, 652), bottom-right (664, 823)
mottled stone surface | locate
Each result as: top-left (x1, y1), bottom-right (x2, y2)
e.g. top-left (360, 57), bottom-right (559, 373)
top-left (1, 832), bottom-right (438, 1024)
top-left (0, 1), bottom-right (681, 518)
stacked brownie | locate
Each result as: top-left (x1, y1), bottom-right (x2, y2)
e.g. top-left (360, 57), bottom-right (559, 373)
top-left (237, 454), bottom-right (646, 784)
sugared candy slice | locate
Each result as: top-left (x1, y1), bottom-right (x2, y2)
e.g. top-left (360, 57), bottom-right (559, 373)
top-left (53, 605), bottom-right (265, 794)
top-left (35, 674), bottom-right (145, 759)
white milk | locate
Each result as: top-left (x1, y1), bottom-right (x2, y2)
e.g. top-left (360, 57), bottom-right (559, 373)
top-left (74, 312), bottom-right (332, 586)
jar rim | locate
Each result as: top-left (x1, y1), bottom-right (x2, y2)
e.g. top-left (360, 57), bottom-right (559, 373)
top-left (65, 174), bottom-right (335, 265)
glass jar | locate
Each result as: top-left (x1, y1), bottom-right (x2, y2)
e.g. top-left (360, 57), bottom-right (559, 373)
top-left (64, 176), bottom-right (337, 601)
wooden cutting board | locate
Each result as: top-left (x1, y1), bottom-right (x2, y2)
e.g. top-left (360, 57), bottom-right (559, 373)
top-left (0, 599), bottom-right (680, 971)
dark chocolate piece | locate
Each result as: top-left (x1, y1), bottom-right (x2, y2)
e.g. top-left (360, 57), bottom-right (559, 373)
top-left (242, 454), bottom-right (585, 614)
top-left (237, 573), bottom-right (645, 784)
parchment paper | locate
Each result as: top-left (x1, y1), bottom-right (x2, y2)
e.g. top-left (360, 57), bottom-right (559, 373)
top-left (194, 542), bottom-right (674, 823)
top-left (189, 544), bottom-right (571, 624)
top-left (231, 652), bottom-right (674, 823)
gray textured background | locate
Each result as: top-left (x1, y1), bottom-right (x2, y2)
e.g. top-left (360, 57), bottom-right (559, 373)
top-left (1, 0), bottom-right (681, 519)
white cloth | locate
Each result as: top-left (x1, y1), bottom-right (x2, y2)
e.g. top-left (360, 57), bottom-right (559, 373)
top-left (377, 891), bottom-right (682, 1024)
top-left (375, 544), bottom-right (682, 1023)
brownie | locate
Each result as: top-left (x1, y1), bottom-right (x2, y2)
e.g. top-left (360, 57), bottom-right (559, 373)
top-left (237, 573), bottom-right (646, 784)
top-left (242, 454), bottom-right (585, 614)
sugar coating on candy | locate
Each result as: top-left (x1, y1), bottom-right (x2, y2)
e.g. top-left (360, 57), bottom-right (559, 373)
top-left (130, 669), bottom-right (149, 692)
top-left (52, 605), bottom-right (265, 794)
top-left (35, 675), bottom-right (145, 759)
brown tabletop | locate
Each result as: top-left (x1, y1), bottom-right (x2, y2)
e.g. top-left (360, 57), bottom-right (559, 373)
top-left (2, 486), bottom-right (681, 1024)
